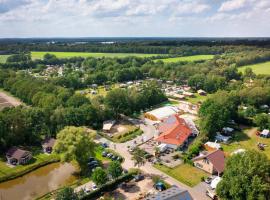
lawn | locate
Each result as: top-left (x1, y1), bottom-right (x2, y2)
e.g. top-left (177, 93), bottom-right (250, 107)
top-left (154, 163), bottom-right (208, 187)
top-left (0, 152), bottom-right (60, 183)
top-left (155, 55), bottom-right (214, 63)
top-left (0, 55), bottom-right (10, 63)
top-left (238, 61), bottom-right (270, 75)
top-left (76, 84), bottom-right (119, 99)
top-left (185, 93), bottom-right (211, 104)
top-left (221, 127), bottom-right (270, 159)
top-left (31, 51), bottom-right (161, 60)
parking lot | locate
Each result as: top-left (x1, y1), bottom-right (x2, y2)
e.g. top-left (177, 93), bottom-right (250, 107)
top-left (111, 176), bottom-right (156, 200)
top-left (140, 139), bottom-right (182, 168)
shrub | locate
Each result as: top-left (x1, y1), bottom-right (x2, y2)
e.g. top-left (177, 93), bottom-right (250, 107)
top-left (81, 171), bottom-right (138, 200)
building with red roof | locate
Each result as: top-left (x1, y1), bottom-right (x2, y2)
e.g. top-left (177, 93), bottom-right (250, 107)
top-left (192, 149), bottom-right (225, 176)
top-left (155, 115), bottom-right (193, 149)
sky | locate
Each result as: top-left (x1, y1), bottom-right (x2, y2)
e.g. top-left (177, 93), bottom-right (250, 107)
top-left (0, 0), bottom-right (270, 38)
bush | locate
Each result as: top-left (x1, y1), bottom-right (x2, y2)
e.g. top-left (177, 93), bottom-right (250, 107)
top-left (81, 171), bottom-right (138, 200)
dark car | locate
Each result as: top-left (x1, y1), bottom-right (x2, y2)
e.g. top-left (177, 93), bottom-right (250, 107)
top-left (88, 157), bottom-right (95, 162)
top-left (111, 155), bottom-right (117, 160)
top-left (204, 177), bottom-right (213, 184)
top-left (101, 143), bottom-right (108, 148)
top-left (134, 174), bottom-right (144, 182)
top-left (107, 153), bottom-right (113, 158)
top-left (102, 151), bottom-right (108, 157)
top-left (117, 156), bottom-right (123, 162)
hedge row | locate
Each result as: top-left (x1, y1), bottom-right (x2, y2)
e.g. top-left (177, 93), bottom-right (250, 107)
top-left (81, 171), bottom-right (138, 200)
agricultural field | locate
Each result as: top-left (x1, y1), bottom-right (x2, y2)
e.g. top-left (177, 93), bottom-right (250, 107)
top-left (155, 55), bottom-right (214, 63)
top-left (0, 55), bottom-right (10, 63)
top-left (238, 61), bottom-right (270, 75)
top-left (31, 51), bottom-right (162, 60)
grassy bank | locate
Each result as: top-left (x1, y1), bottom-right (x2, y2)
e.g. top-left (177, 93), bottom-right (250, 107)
top-left (0, 55), bottom-right (10, 63)
top-left (154, 163), bottom-right (208, 187)
top-left (31, 51), bottom-right (161, 60)
top-left (0, 153), bottom-right (60, 183)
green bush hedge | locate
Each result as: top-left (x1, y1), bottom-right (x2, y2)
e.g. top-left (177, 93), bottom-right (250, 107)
top-left (80, 171), bottom-right (138, 200)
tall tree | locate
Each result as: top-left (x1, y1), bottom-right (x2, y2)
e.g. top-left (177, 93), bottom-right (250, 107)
top-left (54, 126), bottom-right (96, 173)
top-left (108, 161), bottom-right (123, 179)
top-left (91, 167), bottom-right (108, 186)
top-left (217, 151), bottom-right (270, 200)
top-left (132, 147), bottom-right (146, 168)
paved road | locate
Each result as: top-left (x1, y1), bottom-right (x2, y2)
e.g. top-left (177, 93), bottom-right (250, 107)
top-left (96, 118), bottom-right (210, 200)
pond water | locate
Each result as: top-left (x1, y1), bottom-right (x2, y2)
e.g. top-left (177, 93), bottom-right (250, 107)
top-left (0, 162), bottom-right (78, 200)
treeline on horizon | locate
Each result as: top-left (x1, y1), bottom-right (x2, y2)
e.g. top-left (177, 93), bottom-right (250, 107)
top-left (1, 38), bottom-right (270, 55)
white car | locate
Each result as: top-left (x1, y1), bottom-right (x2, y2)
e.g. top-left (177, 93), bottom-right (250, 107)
top-left (84, 187), bottom-right (91, 193)
top-left (92, 184), bottom-right (98, 191)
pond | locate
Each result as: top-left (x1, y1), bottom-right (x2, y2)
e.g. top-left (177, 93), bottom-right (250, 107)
top-left (0, 162), bottom-right (78, 200)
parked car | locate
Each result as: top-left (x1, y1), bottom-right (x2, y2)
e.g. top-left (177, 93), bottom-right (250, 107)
top-left (92, 184), bottom-right (98, 191)
top-left (84, 187), bottom-right (91, 194)
top-left (111, 155), bottom-right (117, 160)
top-left (101, 143), bottom-right (108, 148)
top-left (88, 157), bottom-right (95, 162)
top-left (134, 174), bottom-right (144, 182)
top-left (106, 153), bottom-right (113, 158)
top-left (102, 151), bottom-right (108, 157)
top-left (117, 156), bottom-right (123, 162)
top-left (204, 177), bottom-right (213, 184)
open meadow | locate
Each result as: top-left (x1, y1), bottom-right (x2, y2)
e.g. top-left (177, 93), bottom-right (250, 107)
top-left (155, 55), bottom-right (214, 63)
top-left (0, 55), bottom-right (10, 63)
top-left (31, 51), bottom-right (162, 60)
top-left (238, 61), bottom-right (270, 75)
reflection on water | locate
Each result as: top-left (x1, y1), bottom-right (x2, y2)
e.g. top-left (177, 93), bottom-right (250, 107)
top-left (0, 162), bottom-right (77, 200)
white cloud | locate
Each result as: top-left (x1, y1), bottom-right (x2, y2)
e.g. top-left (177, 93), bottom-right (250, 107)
top-left (175, 1), bottom-right (210, 15)
top-left (0, 0), bottom-right (269, 37)
top-left (219, 0), bottom-right (247, 12)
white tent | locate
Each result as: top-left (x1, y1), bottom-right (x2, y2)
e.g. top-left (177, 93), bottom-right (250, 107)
top-left (210, 177), bottom-right (222, 189)
top-left (260, 129), bottom-right (270, 137)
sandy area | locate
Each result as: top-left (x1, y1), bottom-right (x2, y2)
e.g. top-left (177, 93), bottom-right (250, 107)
top-left (0, 91), bottom-right (22, 106)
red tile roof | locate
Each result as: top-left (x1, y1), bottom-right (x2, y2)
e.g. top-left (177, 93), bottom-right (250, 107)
top-left (193, 150), bottom-right (225, 174)
top-left (156, 115), bottom-right (192, 146)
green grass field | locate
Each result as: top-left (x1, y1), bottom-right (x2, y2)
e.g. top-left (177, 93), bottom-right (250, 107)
top-left (238, 61), bottom-right (270, 75)
top-left (31, 51), bottom-right (161, 60)
top-left (155, 55), bottom-right (214, 63)
top-left (154, 163), bottom-right (208, 187)
top-left (0, 55), bottom-right (10, 63)
top-left (221, 127), bottom-right (270, 159)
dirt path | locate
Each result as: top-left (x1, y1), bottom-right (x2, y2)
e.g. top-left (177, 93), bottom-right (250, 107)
top-left (0, 91), bottom-right (22, 106)
top-left (247, 127), bottom-right (257, 137)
